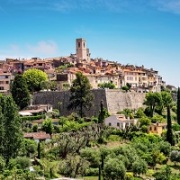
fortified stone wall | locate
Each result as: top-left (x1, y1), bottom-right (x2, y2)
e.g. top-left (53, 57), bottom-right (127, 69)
top-left (33, 89), bottom-right (145, 116)
top-left (105, 89), bottom-right (146, 114)
top-left (33, 89), bottom-right (107, 117)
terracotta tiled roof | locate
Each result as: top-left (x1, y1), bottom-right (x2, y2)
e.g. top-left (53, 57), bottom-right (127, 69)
top-left (24, 132), bottom-right (50, 140)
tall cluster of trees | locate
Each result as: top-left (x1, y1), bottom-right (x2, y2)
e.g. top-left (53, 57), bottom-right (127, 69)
top-left (0, 94), bottom-right (23, 164)
top-left (68, 72), bottom-right (93, 118)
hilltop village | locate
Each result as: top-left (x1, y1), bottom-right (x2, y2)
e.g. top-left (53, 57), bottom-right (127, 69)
top-left (1, 38), bottom-right (180, 179)
top-left (0, 38), bottom-right (168, 93)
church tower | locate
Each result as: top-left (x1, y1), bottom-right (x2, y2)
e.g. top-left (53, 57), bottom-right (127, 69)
top-left (76, 38), bottom-right (90, 62)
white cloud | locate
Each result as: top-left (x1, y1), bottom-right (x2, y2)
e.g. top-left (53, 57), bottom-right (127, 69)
top-left (0, 40), bottom-right (59, 59)
top-left (150, 0), bottom-right (180, 14)
top-left (27, 41), bottom-right (58, 56)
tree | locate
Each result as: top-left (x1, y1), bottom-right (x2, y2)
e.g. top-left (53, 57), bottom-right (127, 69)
top-left (68, 72), bottom-right (93, 118)
top-left (11, 73), bottom-right (30, 110)
top-left (98, 100), bottom-right (109, 124)
top-left (177, 87), bottom-right (180, 124)
top-left (41, 80), bottom-right (57, 91)
top-left (23, 68), bottom-right (48, 92)
top-left (42, 118), bottom-right (54, 135)
top-left (157, 91), bottom-right (172, 115)
top-left (166, 106), bottom-right (174, 146)
top-left (144, 92), bottom-right (162, 117)
top-left (139, 117), bottom-right (151, 127)
top-left (132, 159), bottom-right (147, 176)
top-left (0, 95), bottom-right (23, 164)
top-left (170, 150), bottom-right (180, 165)
top-left (103, 158), bottom-right (126, 180)
top-left (98, 82), bottom-right (115, 89)
top-left (135, 107), bottom-right (145, 118)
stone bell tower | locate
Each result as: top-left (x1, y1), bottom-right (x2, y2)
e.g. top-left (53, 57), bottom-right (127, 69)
top-left (76, 38), bottom-right (90, 62)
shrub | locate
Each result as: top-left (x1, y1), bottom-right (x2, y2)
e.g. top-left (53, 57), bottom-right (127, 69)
top-left (108, 135), bottom-right (121, 142)
top-left (32, 123), bottom-right (38, 132)
top-left (20, 114), bottom-right (45, 121)
top-left (16, 157), bottom-right (31, 169)
top-left (85, 168), bottom-right (99, 176)
top-left (0, 156), bottom-right (5, 172)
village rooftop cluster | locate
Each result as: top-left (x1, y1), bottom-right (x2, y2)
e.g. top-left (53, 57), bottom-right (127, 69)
top-left (0, 38), bottom-right (169, 93)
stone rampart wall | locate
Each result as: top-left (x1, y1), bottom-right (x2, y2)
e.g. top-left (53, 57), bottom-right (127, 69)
top-left (33, 89), bottom-right (145, 116)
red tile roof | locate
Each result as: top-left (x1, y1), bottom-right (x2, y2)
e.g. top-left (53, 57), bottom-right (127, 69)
top-left (24, 132), bottom-right (51, 140)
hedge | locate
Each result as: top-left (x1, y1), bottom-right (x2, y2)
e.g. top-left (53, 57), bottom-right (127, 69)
top-left (20, 115), bottom-right (45, 121)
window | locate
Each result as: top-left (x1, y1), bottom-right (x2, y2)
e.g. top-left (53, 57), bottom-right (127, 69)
top-left (127, 77), bottom-right (133, 81)
top-left (117, 123), bottom-right (120, 127)
top-left (78, 42), bottom-right (80, 48)
top-left (5, 76), bottom-right (8, 79)
top-left (0, 87), bottom-right (4, 90)
top-left (109, 123), bottom-right (111, 126)
top-left (154, 127), bottom-right (157, 131)
top-left (6, 81), bottom-right (9, 84)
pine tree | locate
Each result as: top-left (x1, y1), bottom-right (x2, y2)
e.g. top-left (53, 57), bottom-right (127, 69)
top-left (166, 106), bottom-right (174, 146)
top-left (0, 95), bottom-right (23, 164)
top-left (11, 73), bottom-right (30, 110)
top-left (98, 100), bottom-right (109, 124)
top-left (177, 87), bottom-right (180, 124)
top-left (68, 72), bottom-right (93, 118)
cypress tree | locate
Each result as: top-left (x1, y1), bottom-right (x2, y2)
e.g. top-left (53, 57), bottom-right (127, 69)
top-left (166, 106), bottom-right (174, 146)
top-left (11, 73), bottom-right (30, 110)
top-left (0, 95), bottom-right (23, 164)
top-left (177, 87), bottom-right (180, 124)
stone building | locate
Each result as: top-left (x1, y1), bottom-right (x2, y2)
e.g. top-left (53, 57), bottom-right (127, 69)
top-left (76, 38), bottom-right (91, 62)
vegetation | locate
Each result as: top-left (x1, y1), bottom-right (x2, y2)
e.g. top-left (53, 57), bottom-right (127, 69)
top-left (41, 80), bottom-right (57, 91)
top-left (11, 73), bottom-right (30, 110)
top-left (2, 75), bottom-right (180, 179)
top-left (23, 68), bottom-right (48, 92)
top-left (98, 82), bottom-right (115, 89)
top-left (144, 92), bottom-right (162, 117)
top-left (68, 72), bottom-right (93, 118)
top-left (0, 94), bottom-right (23, 164)
top-left (177, 87), bottom-right (180, 124)
top-left (166, 106), bottom-right (174, 146)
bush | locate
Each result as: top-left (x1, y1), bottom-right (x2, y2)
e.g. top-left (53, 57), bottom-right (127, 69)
top-left (8, 157), bottom-right (30, 170)
top-left (20, 114), bottom-right (45, 121)
top-left (85, 168), bottom-right (99, 176)
top-left (108, 135), bottom-right (121, 142)
top-left (16, 157), bottom-right (31, 169)
top-left (125, 172), bottom-right (134, 180)
top-left (32, 123), bottom-right (38, 132)
top-left (0, 156), bottom-right (5, 172)
top-left (151, 115), bottom-right (165, 123)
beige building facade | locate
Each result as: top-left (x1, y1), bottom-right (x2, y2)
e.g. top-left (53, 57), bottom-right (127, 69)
top-left (0, 72), bottom-right (12, 93)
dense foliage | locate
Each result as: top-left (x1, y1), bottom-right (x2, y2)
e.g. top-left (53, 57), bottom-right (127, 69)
top-left (11, 73), bottom-right (30, 110)
top-left (98, 82), bottom-right (115, 89)
top-left (23, 68), bottom-right (48, 92)
top-left (0, 94), bottom-right (23, 164)
top-left (177, 87), bottom-right (180, 124)
top-left (68, 72), bottom-right (93, 117)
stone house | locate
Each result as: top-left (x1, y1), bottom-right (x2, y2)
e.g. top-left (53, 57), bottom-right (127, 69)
top-left (104, 114), bottom-right (138, 129)
top-left (148, 123), bottom-right (167, 136)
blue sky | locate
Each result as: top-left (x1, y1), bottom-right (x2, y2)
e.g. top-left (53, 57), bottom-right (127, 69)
top-left (0, 0), bottom-right (180, 86)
